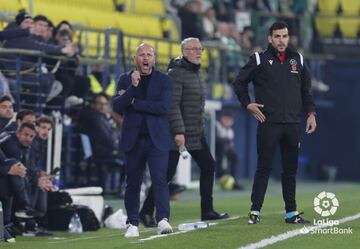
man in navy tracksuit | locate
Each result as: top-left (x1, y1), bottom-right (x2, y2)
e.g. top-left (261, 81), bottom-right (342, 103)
top-left (112, 43), bottom-right (173, 237)
top-left (232, 21), bottom-right (317, 224)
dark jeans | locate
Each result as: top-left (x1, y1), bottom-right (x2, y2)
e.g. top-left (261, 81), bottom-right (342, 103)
top-left (141, 136), bottom-right (215, 216)
top-left (8, 176), bottom-right (31, 210)
top-left (251, 122), bottom-right (299, 213)
top-left (30, 185), bottom-right (47, 215)
top-left (124, 135), bottom-right (170, 226)
top-left (0, 197), bottom-right (13, 225)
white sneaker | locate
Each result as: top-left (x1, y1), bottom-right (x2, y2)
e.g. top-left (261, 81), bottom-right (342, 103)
top-left (157, 218), bottom-right (173, 235)
top-left (124, 224), bottom-right (139, 238)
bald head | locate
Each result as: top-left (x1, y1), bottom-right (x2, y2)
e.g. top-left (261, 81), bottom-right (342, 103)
top-left (134, 43), bottom-right (155, 75)
top-left (136, 43), bottom-right (155, 55)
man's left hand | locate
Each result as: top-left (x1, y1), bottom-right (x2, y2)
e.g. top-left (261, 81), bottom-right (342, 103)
top-left (306, 114), bottom-right (317, 134)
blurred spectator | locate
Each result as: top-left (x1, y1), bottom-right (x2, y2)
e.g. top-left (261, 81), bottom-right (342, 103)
top-left (215, 110), bottom-right (243, 190)
top-left (0, 96), bottom-right (15, 132)
top-left (0, 109), bottom-right (35, 134)
top-left (202, 7), bottom-right (217, 40)
top-left (45, 22), bottom-right (90, 109)
top-left (77, 92), bottom-right (124, 190)
top-left (32, 15), bottom-right (49, 42)
top-left (29, 116), bottom-right (53, 172)
top-left (89, 61), bottom-right (116, 97)
top-left (233, 0), bottom-right (252, 32)
top-left (239, 26), bottom-right (255, 53)
top-left (78, 93), bottom-right (122, 162)
top-left (213, 0), bottom-right (236, 23)
top-left (216, 22), bottom-right (241, 81)
top-left (28, 116), bottom-right (54, 231)
top-left (178, 0), bottom-right (204, 40)
top-left (43, 20), bottom-right (54, 44)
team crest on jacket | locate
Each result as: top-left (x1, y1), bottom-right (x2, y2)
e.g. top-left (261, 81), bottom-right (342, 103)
top-left (290, 59), bottom-right (298, 73)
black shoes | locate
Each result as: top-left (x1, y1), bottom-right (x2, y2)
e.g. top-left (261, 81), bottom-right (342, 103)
top-left (201, 210), bottom-right (229, 221)
top-left (139, 212), bottom-right (157, 228)
top-left (285, 211), bottom-right (310, 224)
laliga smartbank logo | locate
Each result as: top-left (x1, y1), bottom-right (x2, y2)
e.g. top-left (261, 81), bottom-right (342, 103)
top-left (313, 191), bottom-right (339, 217)
top-left (300, 191), bottom-right (352, 235)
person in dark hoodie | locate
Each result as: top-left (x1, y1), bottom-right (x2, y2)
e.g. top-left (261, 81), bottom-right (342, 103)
top-left (139, 38), bottom-right (229, 228)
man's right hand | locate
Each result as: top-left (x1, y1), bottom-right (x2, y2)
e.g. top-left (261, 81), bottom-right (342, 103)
top-left (8, 162), bottom-right (27, 177)
top-left (174, 134), bottom-right (185, 147)
top-left (247, 103), bottom-right (266, 123)
top-left (131, 70), bottom-right (141, 87)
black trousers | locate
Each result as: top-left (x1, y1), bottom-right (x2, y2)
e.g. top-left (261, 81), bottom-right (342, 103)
top-left (251, 122), bottom-right (299, 213)
top-left (141, 137), bottom-right (215, 216)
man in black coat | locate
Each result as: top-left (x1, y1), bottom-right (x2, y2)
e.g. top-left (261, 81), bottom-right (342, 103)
top-left (232, 21), bottom-right (317, 224)
top-left (0, 122), bottom-right (40, 219)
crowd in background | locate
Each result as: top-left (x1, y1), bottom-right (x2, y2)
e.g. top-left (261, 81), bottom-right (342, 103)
top-left (166, 0), bottom-right (306, 53)
top-left (0, 0), bottom-right (311, 241)
top-left (0, 11), bottom-right (126, 239)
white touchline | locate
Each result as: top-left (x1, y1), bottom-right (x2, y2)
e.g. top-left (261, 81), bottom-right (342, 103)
top-left (137, 212), bottom-right (286, 243)
top-left (138, 216), bottom-right (241, 242)
top-left (48, 229), bottom-right (155, 244)
top-left (238, 212), bottom-right (360, 249)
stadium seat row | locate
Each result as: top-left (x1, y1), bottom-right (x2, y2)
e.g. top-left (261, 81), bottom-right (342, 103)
top-left (317, 0), bottom-right (360, 16)
top-left (315, 16), bottom-right (360, 38)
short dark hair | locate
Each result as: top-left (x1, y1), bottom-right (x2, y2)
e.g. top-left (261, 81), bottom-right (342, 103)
top-left (221, 110), bottom-right (234, 118)
top-left (16, 109), bottom-right (35, 121)
top-left (56, 20), bottom-right (73, 30)
top-left (18, 121), bottom-right (36, 132)
top-left (0, 95), bottom-right (12, 104)
top-left (93, 92), bottom-right (110, 103)
top-left (36, 115), bottom-right (53, 128)
top-left (34, 15), bottom-right (48, 23)
top-left (269, 21), bottom-right (289, 36)
top-left (47, 19), bottom-right (54, 28)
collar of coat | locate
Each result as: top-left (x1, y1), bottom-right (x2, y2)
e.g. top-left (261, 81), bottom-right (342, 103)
top-left (167, 56), bottom-right (200, 73)
top-left (267, 43), bottom-right (297, 59)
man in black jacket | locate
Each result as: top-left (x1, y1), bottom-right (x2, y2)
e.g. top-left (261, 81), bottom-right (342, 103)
top-left (0, 122), bottom-right (37, 218)
top-left (232, 21), bottom-right (317, 224)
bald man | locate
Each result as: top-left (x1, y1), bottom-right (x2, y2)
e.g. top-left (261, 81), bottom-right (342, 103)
top-left (112, 43), bottom-right (173, 237)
